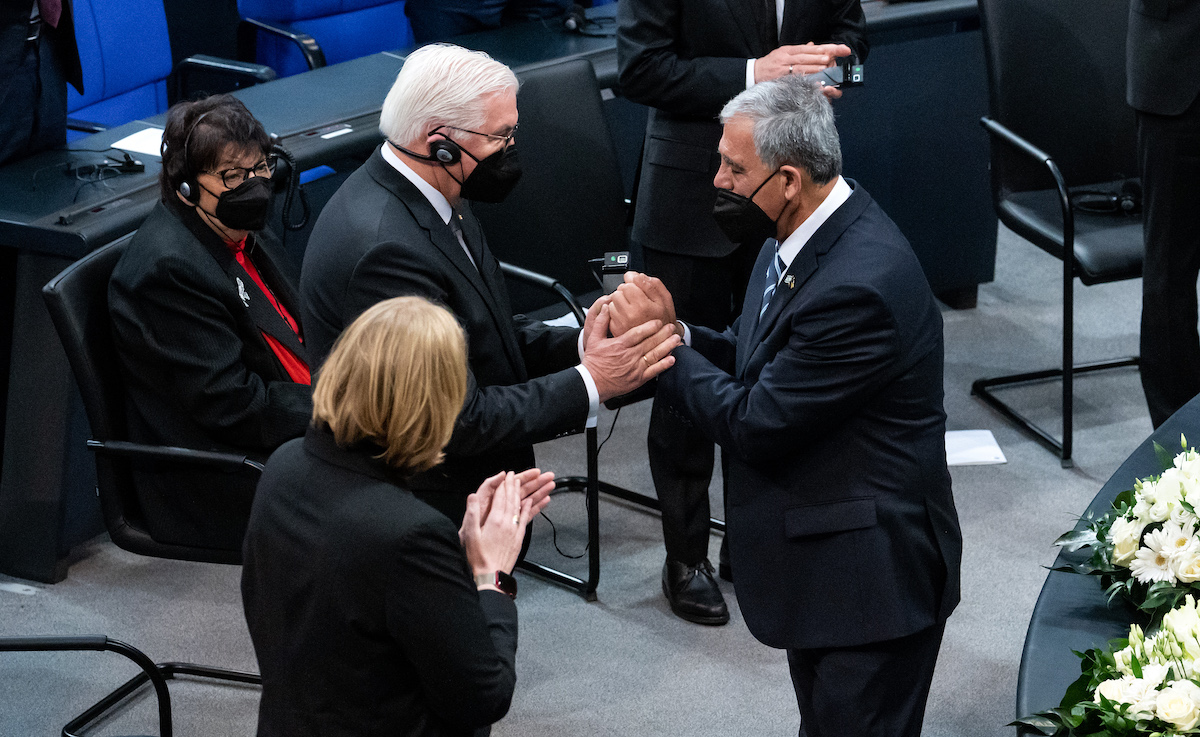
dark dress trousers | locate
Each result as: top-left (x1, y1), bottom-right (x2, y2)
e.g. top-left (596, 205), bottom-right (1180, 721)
top-left (656, 182), bottom-right (962, 733)
top-left (1127, 0), bottom-right (1200, 427)
top-left (299, 147), bottom-right (588, 521)
top-left (0, 0), bottom-right (82, 165)
top-left (242, 427), bottom-right (519, 737)
top-left (617, 0), bottom-right (868, 565)
top-left (108, 199), bottom-right (312, 550)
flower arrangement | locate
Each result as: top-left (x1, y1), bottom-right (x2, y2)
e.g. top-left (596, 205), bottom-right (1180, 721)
top-left (1056, 437), bottom-right (1200, 622)
top-left (1014, 595), bottom-right (1200, 735)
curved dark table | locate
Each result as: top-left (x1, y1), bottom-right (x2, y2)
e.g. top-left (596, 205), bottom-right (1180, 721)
top-left (1015, 393), bottom-right (1200, 730)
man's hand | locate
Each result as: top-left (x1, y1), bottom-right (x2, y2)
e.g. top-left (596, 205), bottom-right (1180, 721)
top-left (581, 294), bottom-right (611, 346)
top-left (608, 272), bottom-right (681, 338)
top-left (582, 304), bottom-right (681, 402)
top-left (754, 43), bottom-right (852, 84)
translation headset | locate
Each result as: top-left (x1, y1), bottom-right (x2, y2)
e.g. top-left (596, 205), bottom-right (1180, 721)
top-left (174, 110), bottom-right (212, 204)
top-left (170, 108), bottom-right (309, 231)
top-left (392, 128), bottom-right (463, 166)
top-left (1070, 179), bottom-right (1142, 216)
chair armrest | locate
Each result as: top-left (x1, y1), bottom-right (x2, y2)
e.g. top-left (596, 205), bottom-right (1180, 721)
top-left (86, 439), bottom-right (265, 474)
top-left (979, 116), bottom-right (1072, 238)
top-left (171, 54), bottom-right (278, 104)
top-left (237, 17), bottom-right (326, 71)
top-left (67, 118), bottom-right (105, 134)
top-left (499, 261), bottom-right (587, 325)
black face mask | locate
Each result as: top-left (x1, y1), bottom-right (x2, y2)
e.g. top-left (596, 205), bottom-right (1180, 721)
top-left (712, 170), bottom-right (780, 246)
top-left (459, 144), bottom-right (522, 203)
top-left (206, 175), bottom-right (274, 231)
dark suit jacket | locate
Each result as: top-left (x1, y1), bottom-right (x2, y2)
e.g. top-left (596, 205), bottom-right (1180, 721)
top-left (1126, 0), bottom-right (1200, 115)
top-left (617, 0), bottom-right (867, 257)
top-left (299, 147), bottom-right (589, 520)
top-left (242, 428), bottom-right (518, 737)
top-left (0, 0), bottom-right (82, 92)
top-left (657, 182), bottom-right (961, 650)
top-left (108, 199), bottom-right (312, 550)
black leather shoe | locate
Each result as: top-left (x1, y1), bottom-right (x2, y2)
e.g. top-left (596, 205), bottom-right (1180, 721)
top-left (662, 558), bottom-right (729, 625)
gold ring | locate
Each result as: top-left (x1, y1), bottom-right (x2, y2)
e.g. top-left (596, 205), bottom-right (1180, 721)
top-left (642, 354), bottom-right (652, 366)
top-left (512, 514), bottom-right (520, 525)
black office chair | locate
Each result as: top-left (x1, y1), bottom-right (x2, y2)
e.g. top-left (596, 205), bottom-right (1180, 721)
top-left (974, 0), bottom-right (1143, 467)
top-left (483, 59), bottom-right (724, 599)
top-left (17, 236), bottom-right (263, 735)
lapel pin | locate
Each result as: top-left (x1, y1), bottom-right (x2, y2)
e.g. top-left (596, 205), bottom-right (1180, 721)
top-left (236, 277), bottom-right (251, 307)
top-left (784, 274), bottom-right (795, 289)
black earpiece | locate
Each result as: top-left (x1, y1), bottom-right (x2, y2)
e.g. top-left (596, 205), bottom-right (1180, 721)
top-left (429, 137), bottom-right (462, 165)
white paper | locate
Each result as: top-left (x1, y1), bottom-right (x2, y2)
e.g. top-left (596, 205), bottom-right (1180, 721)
top-left (111, 127), bottom-right (165, 158)
top-left (945, 429), bottom-right (1006, 466)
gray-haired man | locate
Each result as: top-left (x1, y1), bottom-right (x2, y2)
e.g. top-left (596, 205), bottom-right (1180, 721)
top-left (611, 76), bottom-right (962, 736)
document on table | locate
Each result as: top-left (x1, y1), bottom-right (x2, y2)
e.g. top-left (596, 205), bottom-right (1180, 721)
top-left (945, 429), bottom-right (1006, 466)
top-left (111, 127), bottom-right (165, 158)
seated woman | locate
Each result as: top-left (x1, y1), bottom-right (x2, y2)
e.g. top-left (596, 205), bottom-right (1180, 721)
top-left (108, 94), bottom-right (311, 551)
top-left (241, 296), bottom-right (553, 737)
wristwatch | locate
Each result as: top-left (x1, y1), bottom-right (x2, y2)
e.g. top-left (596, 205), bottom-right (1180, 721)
top-left (474, 571), bottom-right (517, 599)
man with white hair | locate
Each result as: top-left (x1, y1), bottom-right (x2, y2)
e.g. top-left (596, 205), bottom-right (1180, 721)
top-left (612, 75), bottom-right (962, 736)
top-left (300, 44), bottom-right (678, 522)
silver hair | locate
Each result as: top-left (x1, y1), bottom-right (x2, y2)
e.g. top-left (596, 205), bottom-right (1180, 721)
top-left (719, 75), bottom-right (842, 185)
top-left (379, 44), bottom-right (518, 146)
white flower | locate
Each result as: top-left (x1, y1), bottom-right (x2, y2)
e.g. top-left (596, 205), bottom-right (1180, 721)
top-left (1156, 681), bottom-right (1200, 731)
top-left (1122, 676), bottom-right (1161, 718)
top-left (1140, 662), bottom-right (1170, 688)
top-left (1095, 676), bottom-right (1131, 706)
top-left (1111, 516), bottom-right (1146, 567)
top-left (1163, 521), bottom-right (1198, 558)
top-left (1174, 546), bottom-right (1200, 584)
top-left (1141, 478), bottom-right (1161, 505)
top-left (1132, 526), bottom-right (1179, 584)
top-left (1171, 502), bottom-right (1198, 529)
top-left (1150, 499), bottom-right (1174, 523)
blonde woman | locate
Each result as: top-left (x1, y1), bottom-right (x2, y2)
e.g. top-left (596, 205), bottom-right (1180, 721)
top-left (241, 296), bottom-right (553, 737)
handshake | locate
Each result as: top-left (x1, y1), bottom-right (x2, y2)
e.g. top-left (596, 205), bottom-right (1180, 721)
top-left (579, 272), bottom-right (682, 403)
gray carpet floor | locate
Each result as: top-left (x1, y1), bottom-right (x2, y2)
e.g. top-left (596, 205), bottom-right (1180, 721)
top-left (0, 223), bottom-right (1155, 736)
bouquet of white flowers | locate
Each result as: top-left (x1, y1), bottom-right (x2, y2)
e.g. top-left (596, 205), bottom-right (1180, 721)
top-left (1014, 595), bottom-right (1200, 735)
top-left (1057, 437), bottom-right (1200, 622)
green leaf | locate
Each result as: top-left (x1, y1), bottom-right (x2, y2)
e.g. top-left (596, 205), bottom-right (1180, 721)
top-left (1183, 498), bottom-right (1197, 515)
top-left (1156, 440), bottom-right (1175, 471)
top-left (1112, 488), bottom-right (1137, 511)
top-left (1008, 714), bottom-right (1065, 735)
top-left (1057, 529), bottom-right (1100, 552)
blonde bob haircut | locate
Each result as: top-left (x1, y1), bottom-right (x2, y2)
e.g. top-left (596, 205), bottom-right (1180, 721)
top-left (312, 296), bottom-right (467, 474)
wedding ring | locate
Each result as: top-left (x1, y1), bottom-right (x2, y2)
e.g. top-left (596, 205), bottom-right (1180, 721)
top-left (642, 354), bottom-right (652, 366)
top-left (788, 64), bottom-right (794, 75)
top-left (512, 514), bottom-right (520, 525)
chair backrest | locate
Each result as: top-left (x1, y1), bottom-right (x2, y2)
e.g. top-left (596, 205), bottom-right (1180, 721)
top-left (978, 0), bottom-right (1136, 194)
top-left (41, 237), bottom-right (242, 565)
top-left (472, 58), bottom-right (627, 312)
top-left (68, 0), bottom-right (174, 127)
top-left (238, 0), bottom-right (414, 78)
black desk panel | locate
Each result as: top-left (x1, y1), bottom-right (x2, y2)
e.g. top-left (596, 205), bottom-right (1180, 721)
top-left (1014, 395), bottom-right (1200, 730)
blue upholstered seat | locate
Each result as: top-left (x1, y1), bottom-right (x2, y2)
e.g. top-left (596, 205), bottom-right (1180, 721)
top-left (238, 0), bottom-right (414, 78)
top-left (67, 0), bottom-right (174, 129)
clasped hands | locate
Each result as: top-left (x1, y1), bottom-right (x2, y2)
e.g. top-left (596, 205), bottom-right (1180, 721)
top-left (579, 271), bottom-right (681, 403)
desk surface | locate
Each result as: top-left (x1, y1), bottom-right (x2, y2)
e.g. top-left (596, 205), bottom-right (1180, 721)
top-left (1015, 395), bottom-right (1200, 727)
top-left (0, 0), bottom-right (980, 260)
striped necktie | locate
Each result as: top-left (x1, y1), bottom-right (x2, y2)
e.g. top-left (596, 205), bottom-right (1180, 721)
top-left (760, 239), bottom-right (784, 320)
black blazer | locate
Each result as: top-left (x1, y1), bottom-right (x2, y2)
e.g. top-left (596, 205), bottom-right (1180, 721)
top-left (657, 182), bottom-right (962, 649)
top-left (617, 0), bottom-right (867, 257)
top-left (242, 428), bottom-right (519, 737)
top-left (0, 0), bottom-right (82, 93)
top-left (1126, 0), bottom-right (1200, 116)
top-left (108, 199), bottom-right (312, 549)
top-left (300, 147), bottom-right (589, 520)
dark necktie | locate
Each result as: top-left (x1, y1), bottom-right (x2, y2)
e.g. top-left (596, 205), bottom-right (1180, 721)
top-left (763, 0), bottom-right (778, 49)
top-left (37, 0), bottom-right (61, 28)
top-left (759, 239), bottom-right (783, 320)
top-left (450, 210), bottom-right (483, 270)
